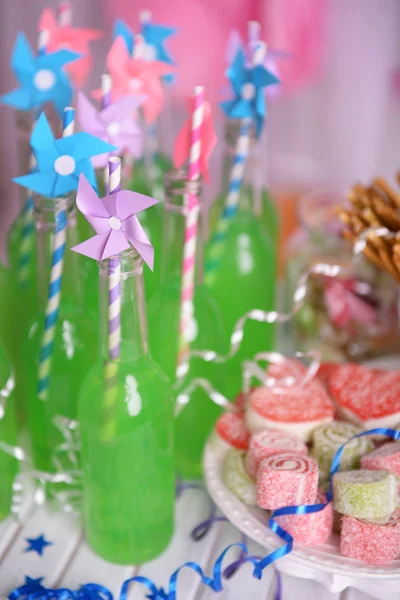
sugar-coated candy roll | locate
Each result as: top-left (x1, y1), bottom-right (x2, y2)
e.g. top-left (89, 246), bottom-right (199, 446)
top-left (210, 412), bottom-right (250, 458)
top-left (333, 470), bottom-right (398, 520)
top-left (257, 453), bottom-right (319, 510)
top-left (275, 492), bottom-right (333, 546)
top-left (361, 442), bottom-right (400, 478)
top-left (341, 511), bottom-right (400, 565)
top-left (223, 450), bottom-right (257, 506)
top-left (246, 381), bottom-right (334, 443)
top-left (329, 364), bottom-right (400, 430)
top-left (311, 422), bottom-right (373, 473)
top-left (246, 428), bottom-right (308, 479)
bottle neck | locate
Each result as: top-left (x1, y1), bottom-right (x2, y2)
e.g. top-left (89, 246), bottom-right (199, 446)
top-left (34, 195), bottom-right (84, 310)
top-left (221, 119), bottom-right (257, 212)
top-left (99, 249), bottom-right (148, 362)
top-left (161, 169), bottom-right (204, 283)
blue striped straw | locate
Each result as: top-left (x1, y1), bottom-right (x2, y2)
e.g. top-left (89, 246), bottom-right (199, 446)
top-left (18, 30), bottom-right (49, 287)
top-left (37, 107), bottom-right (74, 400)
top-left (204, 118), bottom-right (251, 287)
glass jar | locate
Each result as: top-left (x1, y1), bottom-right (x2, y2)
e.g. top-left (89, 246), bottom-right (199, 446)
top-left (284, 189), bottom-right (400, 361)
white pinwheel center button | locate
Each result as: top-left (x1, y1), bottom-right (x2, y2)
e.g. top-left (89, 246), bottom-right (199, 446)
top-left (129, 78), bottom-right (142, 92)
top-left (107, 122), bottom-right (121, 137)
top-left (54, 155), bottom-right (76, 176)
top-left (34, 69), bottom-right (56, 91)
top-left (109, 216), bottom-right (122, 230)
top-left (241, 83), bottom-right (256, 100)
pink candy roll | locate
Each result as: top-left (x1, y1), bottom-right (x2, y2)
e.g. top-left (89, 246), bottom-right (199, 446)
top-left (210, 411), bottom-right (250, 458)
top-left (257, 453), bottom-right (319, 510)
top-left (246, 429), bottom-right (308, 479)
top-left (361, 442), bottom-right (400, 478)
top-left (275, 492), bottom-right (333, 546)
top-left (341, 511), bottom-right (400, 565)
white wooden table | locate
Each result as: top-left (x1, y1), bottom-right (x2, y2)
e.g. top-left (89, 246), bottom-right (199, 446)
top-left (0, 479), bottom-right (383, 600)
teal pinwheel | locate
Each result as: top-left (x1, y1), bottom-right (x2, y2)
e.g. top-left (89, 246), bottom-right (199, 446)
top-left (13, 112), bottom-right (117, 198)
top-left (1, 32), bottom-right (79, 118)
top-left (221, 45), bottom-right (280, 137)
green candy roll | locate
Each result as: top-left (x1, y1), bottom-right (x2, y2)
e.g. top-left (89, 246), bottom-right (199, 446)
top-left (311, 422), bottom-right (373, 473)
top-left (333, 470), bottom-right (398, 520)
top-left (223, 450), bottom-right (257, 506)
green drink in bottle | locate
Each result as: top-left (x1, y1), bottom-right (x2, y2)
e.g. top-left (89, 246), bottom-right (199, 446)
top-left (74, 159), bottom-right (175, 564)
top-left (23, 194), bottom-right (96, 473)
top-left (148, 170), bottom-right (225, 479)
top-left (0, 342), bottom-right (18, 521)
top-left (205, 119), bottom-right (277, 400)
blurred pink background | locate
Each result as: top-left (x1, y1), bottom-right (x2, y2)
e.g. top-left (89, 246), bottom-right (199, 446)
top-left (0, 0), bottom-right (400, 262)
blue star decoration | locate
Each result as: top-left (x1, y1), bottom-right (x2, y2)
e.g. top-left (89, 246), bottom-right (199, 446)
top-left (24, 534), bottom-right (53, 557)
top-left (1, 32), bottom-right (80, 118)
top-left (13, 112), bottom-right (117, 198)
top-left (113, 18), bottom-right (176, 82)
top-left (221, 45), bottom-right (280, 138)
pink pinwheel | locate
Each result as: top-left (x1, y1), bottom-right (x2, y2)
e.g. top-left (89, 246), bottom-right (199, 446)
top-left (39, 8), bottom-right (103, 89)
top-left (173, 96), bottom-right (217, 183)
top-left (72, 175), bottom-right (157, 269)
top-left (77, 92), bottom-right (145, 169)
top-left (92, 37), bottom-right (173, 124)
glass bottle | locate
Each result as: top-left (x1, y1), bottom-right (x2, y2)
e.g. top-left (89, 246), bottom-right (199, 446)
top-left (204, 122), bottom-right (277, 400)
top-left (78, 248), bottom-right (175, 564)
top-left (22, 195), bottom-right (96, 473)
top-left (147, 170), bottom-right (225, 479)
top-left (0, 342), bottom-right (18, 521)
top-left (207, 119), bottom-right (279, 246)
top-left (285, 189), bottom-right (400, 361)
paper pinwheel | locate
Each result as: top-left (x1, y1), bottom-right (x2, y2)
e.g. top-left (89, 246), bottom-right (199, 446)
top-left (72, 175), bottom-right (157, 269)
top-left (39, 8), bottom-right (103, 89)
top-left (13, 113), bottom-right (117, 198)
top-left (221, 47), bottom-right (280, 137)
top-left (226, 30), bottom-right (283, 99)
top-left (77, 92), bottom-right (145, 169)
top-left (113, 18), bottom-right (175, 81)
top-left (1, 32), bottom-right (79, 118)
top-left (173, 97), bottom-right (217, 183)
top-left (92, 37), bottom-right (173, 123)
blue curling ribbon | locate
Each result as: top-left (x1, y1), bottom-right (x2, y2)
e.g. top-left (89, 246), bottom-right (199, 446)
top-left (8, 579), bottom-right (113, 600)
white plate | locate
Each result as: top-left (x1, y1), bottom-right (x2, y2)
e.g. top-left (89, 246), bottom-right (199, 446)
top-left (203, 440), bottom-right (400, 595)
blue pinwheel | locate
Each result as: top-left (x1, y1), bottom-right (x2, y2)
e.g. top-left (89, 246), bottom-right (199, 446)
top-left (1, 32), bottom-right (80, 118)
top-left (13, 112), bottom-right (117, 198)
top-left (113, 18), bottom-right (175, 82)
top-left (220, 45), bottom-right (280, 137)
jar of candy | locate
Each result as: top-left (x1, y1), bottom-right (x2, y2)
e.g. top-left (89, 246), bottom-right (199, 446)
top-left (284, 189), bottom-right (400, 361)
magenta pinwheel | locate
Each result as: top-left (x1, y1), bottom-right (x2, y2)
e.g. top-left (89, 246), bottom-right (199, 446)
top-left (77, 92), bottom-right (145, 168)
top-left (72, 174), bottom-right (157, 268)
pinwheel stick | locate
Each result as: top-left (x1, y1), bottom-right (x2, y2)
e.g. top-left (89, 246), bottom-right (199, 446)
top-left (37, 106), bottom-right (74, 401)
top-left (176, 86), bottom-right (205, 380)
top-left (101, 157), bottom-right (121, 443)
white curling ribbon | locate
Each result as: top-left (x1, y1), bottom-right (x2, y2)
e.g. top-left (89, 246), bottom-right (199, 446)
top-left (242, 350), bottom-right (321, 397)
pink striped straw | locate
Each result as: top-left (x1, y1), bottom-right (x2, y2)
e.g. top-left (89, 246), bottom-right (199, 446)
top-left (108, 157), bottom-right (121, 361)
top-left (58, 1), bottom-right (72, 27)
top-left (247, 20), bottom-right (261, 59)
top-left (176, 86), bottom-right (205, 379)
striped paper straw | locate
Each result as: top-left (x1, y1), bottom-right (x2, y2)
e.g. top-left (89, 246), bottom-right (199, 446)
top-left (37, 107), bottom-right (74, 401)
top-left (247, 24), bottom-right (262, 215)
top-left (176, 86), bottom-right (205, 379)
top-left (204, 118), bottom-right (251, 288)
top-left (205, 44), bottom-right (266, 287)
top-left (17, 30), bottom-right (49, 287)
top-left (247, 20), bottom-right (261, 59)
top-left (101, 74), bottom-right (112, 193)
top-left (58, 1), bottom-right (72, 27)
top-left (101, 158), bottom-right (121, 442)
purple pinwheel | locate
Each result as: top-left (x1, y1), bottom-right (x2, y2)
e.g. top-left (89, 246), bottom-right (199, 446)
top-left (77, 92), bottom-right (145, 169)
top-left (72, 175), bottom-right (157, 269)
